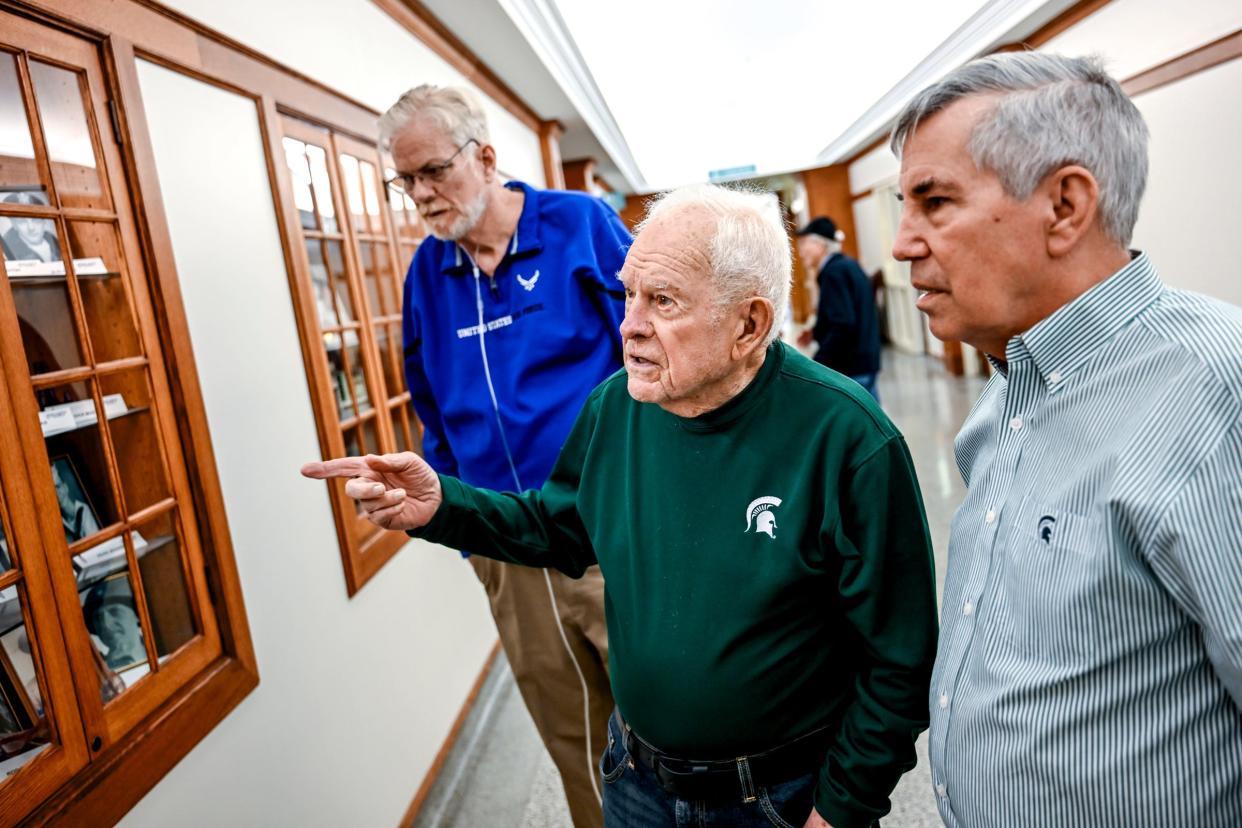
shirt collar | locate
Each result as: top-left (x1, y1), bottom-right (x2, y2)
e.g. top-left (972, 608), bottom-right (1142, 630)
top-left (438, 180), bottom-right (543, 275)
top-left (1005, 251), bottom-right (1164, 392)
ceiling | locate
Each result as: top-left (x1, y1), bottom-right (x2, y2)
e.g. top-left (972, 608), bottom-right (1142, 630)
top-left (421, 0), bottom-right (1081, 194)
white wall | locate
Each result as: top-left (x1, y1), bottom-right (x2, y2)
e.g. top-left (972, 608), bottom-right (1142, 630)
top-left (162, 0), bottom-right (546, 186)
top-left (1038, 0), bottom-right (1242, 307)
top-left (1129, 58), bottom-right (1242, 307)
top-left (1040, 0), bottom-right (1242, 80)
top-left (848, 142), bottom-right (899, 197)
top-left (119, 61), bottom-right (495, 827)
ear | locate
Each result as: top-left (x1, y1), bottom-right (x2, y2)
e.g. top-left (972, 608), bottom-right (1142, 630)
top-left (1043, 165), bottom-right (1101, 258)
top-left (732, 297), bottom-right (775, 360)
top-left (478, 143), bottom-right (498, 181)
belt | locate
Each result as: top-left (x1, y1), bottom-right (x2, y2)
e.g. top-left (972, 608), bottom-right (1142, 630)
top-left (614, 710), bottom-right (829, 802)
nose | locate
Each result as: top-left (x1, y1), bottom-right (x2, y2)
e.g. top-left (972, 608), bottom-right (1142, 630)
top-left (619, 303), bottom-right (649, 340)
top-left (891, 214), bottom-right (928, 262)
top-left (411, 176), bottom-right (437, 203)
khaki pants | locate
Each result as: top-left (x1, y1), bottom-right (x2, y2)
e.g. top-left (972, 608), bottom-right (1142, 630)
top-left (469, 556), bottom-right (613, 828)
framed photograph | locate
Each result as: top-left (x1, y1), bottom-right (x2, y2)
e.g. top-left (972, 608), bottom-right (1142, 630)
top-left (0, 587), bottom-right (21, 639)
top-left (0, 676), bottom-right (24, 740)
top-left (50, 456), bottom-right (102, 545)
top-left (0, 625), bottom-right (40, 721)
top-left (0, 187), bottom-right (47, 204)
top-left (334, 366), bottom-right (351, 414)
top-left (0, 646), bottom-right (34, 740)
top-left (352, 365), bottom-right (370, 408)
top-left (80, 573), bottom-right (147, 674)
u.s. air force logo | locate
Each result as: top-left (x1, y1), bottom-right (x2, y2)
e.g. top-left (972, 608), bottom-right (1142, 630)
top-left (744, 496), bottom-right (782, 539)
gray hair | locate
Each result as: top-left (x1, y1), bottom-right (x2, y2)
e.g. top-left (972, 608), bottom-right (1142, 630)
top-left (890, 52), bottom-right (1148, 246)
top-left (638, 184), bottom-right (791, 346)
top-left (378, 83), bottom-right (490, 151)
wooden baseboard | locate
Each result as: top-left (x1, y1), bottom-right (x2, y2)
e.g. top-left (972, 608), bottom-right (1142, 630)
top-left (399, 640), bottom-right (502, 827)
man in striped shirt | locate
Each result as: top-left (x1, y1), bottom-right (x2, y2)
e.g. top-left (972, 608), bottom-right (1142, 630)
top-left (891, 52), bottom-right (1242, 826)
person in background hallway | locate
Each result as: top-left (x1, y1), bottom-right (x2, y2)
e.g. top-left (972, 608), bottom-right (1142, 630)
top-left (375, 84), bottom-right (629, 828)
top-left (305, 183), bottom-right (938, 828)
top-left (796, 217), bottom-right (882, 399)
top-left (891, 51), bottom-right (1242, 827)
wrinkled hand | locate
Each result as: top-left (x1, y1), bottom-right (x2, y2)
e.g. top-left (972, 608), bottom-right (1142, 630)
top-left (802, 808), bottom-right (832, 828)
top-left (300, 452), bottom-right (442, 531)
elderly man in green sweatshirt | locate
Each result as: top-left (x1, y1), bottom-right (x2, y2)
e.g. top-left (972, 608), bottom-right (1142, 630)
top-left (303, 183), bottom-right (937, 828)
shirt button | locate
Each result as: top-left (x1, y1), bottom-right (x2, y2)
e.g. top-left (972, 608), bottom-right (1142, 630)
top-left (985, 509), bottom-right (996, 524)
top-left (938, 693), bottom-right (949, 709)
top-left (936, 783), bottom-right (947, 797)
top-left (963, 601), bottom-right (974, 616)
top-left (1049, 371), bottom-right (1062, 384)
top-left (1009, 416), bottom-right (1023, 431)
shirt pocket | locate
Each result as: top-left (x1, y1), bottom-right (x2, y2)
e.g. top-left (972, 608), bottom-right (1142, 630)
top-left (999, 496), bottom-right (1107, 663)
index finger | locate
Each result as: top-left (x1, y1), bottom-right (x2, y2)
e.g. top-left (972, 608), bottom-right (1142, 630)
top-left (301, 456), bottom-right (373, 480)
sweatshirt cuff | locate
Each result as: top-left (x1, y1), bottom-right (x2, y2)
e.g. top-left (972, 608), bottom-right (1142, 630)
top-left (406, 474), bottom-right (466, 541)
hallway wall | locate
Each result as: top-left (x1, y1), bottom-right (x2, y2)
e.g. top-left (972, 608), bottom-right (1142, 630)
top-left (161, 0), bottom-right (547, 186)
top-left (113, 44), bottom-right (499, 828)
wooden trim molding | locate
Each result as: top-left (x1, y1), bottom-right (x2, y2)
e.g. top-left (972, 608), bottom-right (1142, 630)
top-left (800, 164), bottom-right (861, 262)
top-left (372, 0), bottom-right (543, 132)
top-left (401, 641), bottom-right (503, 827)
top-left (1024, 0), bottom-right (1113, 48)
top-left (997, 0), bottom-right (1114, 51)
top-left (540, 120), bottom-right (566, 189)
top-left (562, 157), bottom-right (597, 193)
top-left (1123, 27), bottom-right (1242, 97)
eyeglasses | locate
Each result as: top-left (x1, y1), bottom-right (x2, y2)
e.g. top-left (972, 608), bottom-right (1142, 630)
top-left (384, 138), bottom-right (478, 195)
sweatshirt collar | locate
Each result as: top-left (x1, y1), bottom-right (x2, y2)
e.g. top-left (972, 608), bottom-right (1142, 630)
top-left (674, 341), bottom-right (786, 433)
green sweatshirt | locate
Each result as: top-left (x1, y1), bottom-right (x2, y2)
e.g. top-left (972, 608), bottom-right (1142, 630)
top-left (413, 341), bottom-right (937, 828)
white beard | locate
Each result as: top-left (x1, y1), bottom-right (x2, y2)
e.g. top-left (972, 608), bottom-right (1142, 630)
top-left (431, 190), bottom-right (489, 241)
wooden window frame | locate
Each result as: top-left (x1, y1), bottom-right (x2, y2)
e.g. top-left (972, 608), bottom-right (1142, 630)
top-left (0, 4), bottom-right (257, 825)
top-left (272, 114), bottom-right (425, 594)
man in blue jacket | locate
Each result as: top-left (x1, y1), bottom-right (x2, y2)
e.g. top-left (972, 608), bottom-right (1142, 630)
top-left (379, 84), bottom-right (629, 828)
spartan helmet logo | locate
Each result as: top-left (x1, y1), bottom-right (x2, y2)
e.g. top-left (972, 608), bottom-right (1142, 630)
top-left (1038, 515), bottom-right (1056, 544)
top-left (745, 496), bottom-right (783, 540)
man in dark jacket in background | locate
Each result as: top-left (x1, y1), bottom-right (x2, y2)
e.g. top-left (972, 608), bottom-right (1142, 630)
top-left (796, 217), bottom-right (882, 399)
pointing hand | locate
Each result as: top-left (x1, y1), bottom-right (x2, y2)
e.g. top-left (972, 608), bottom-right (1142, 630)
top-left (300, 452), bottom-right (442, 531)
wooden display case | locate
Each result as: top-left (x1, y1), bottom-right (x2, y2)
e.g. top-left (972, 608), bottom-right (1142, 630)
top-left (275, 115), bottom-right (427, 595)
top-left (0, 6), bottom-right (255, 824)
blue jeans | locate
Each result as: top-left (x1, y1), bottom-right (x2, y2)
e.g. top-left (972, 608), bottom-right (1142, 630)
top-left (849, 373), bottom-right (880, 402)
top-left (600, 713), bottom-right (817, 827)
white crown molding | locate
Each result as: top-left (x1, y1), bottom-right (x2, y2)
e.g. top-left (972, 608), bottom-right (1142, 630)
top-left (498, 0), bottom-right (648, 191)
top-left (815, 0), bottom-right (1080, 165)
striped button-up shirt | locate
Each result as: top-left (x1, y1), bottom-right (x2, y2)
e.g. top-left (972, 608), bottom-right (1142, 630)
top-left (931, 253), bottom-right (1242, 827)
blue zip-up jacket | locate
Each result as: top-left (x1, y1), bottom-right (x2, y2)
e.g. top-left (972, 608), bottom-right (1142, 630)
top-left (402, 181), bottom-right (631, 495)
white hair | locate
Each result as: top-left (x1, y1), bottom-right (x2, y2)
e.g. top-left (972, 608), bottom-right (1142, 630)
top-left (638, 184), bottom-right (791, 346)
top-left (891, 52), bottom-right (1148, 246)
top-left (378, 83), bottom-right (490, 150)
